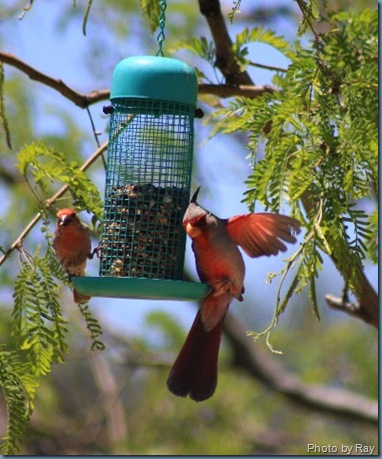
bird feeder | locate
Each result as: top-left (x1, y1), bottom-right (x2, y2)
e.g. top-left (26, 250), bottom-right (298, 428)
top-left (71, 55), bottom-right (207, 301)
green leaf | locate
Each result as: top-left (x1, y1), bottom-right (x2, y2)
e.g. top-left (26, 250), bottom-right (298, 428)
top-left (16, 141), bottom-right (103, 222)
top-left (77, 302), bottom-right (105, 351)
top-left (234, 26), bottom-right (293, 57)
top-left (0, 347), bottom-right (36, 454)
top-left (12, 250), bottom-right (69, 378)
top-left (140, 0), bottom-right (161, 33)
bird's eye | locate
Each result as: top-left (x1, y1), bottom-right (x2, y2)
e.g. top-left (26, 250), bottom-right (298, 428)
top-left (59, 215), bottom-right (73, 226)
top-left (195, 215), bottom-right (207, 227)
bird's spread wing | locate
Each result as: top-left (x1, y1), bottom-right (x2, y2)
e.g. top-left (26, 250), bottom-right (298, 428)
top-left (226, 213), bottom-right (301, 258)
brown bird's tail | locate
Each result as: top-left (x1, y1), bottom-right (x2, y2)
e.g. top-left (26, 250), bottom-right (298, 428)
top-left (73, 288), bottom-right (91, 304)
top-left (167, 310), bottom-right (224, 402)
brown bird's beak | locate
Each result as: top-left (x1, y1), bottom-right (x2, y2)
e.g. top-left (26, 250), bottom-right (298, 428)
top-left (58, 215), bottom-right (67, 226)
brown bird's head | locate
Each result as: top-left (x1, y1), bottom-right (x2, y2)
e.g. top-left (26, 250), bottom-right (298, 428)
top-left (56, 208), bottom-right (79, 227)
top-left (183, 187), bottom-right (215, 239)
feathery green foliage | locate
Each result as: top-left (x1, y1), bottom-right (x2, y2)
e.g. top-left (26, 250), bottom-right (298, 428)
top-left (0, 142), bottom-right (105, 452)
top-left (12, 247), bottom-right (69, 375)
top-left (0, 347), bottom-right (36, 454)
top-left (170, 36), bottom-right (217, 83)
top-left (16, 141), bottom-right (103, 223)
top-left (233, 26), bottom-right (293, 69)
top-left (140, 0), bottom-right (161, 33)
top-left (77, 302), bottom-right (105, 351)
top-left (228, 0), bottom-right (242, 24)
top-left (212, 8), bottom-right (377, 341)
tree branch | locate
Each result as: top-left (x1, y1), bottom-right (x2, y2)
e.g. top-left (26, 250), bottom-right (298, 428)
top-left (0, 141), bottom-right (108, 267)
top-left (223, 313), bottom-right (378, 424)
top-left (1, 51), bottom-right (278, 105)
top-left (177, 272), bottom-right (377, 424)
top-left (198, 0), bottom-right (253, 85)
top-left (89, 352), bottom-right (128, 454)
top-left (302, 194), bottom-right (378, 329)
top-left (0, 51), bottom-right (109, 108)
top-left (325, 280), bottom-right (378, 328)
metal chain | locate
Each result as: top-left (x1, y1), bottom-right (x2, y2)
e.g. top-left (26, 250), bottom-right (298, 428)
top-left (156, 0), bottom-right (167, 56)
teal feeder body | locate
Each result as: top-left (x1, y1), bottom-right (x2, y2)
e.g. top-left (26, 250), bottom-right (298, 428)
top-left (99, 56), bottom-right (197, 283)
top-left (72, 56), bottom-right (207, 299)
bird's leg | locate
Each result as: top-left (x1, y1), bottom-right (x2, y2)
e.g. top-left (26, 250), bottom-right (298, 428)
top-left (88, 245), bottom-right (102, 259)
top-left (208, 278), bottom-right (232, 297)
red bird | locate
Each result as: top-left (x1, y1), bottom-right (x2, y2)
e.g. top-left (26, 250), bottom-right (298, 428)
top-left (53, 208), bottom-right (92, 303)
top-left (167, 187), bottom-right (301, 401)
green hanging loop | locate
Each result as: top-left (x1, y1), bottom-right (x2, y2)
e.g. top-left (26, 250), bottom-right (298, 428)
top-left (156, 0), bottom-right (167, 56)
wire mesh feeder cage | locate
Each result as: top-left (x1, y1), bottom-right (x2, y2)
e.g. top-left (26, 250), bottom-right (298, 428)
top-left (71, 56), bottom-right (207, 300)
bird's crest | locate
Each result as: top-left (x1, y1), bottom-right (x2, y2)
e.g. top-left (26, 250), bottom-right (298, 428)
top-left (191, 186), bottom-right (201, 203)
top-left (56, 208), bottom-right (78, 226)
top-left (183, 187), bottom-right (208, 226)
top-left (57, 208), bottom-right (77, 219)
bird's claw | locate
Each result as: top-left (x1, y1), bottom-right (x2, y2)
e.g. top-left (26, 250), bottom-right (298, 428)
top-left (88, 246), bottom-right (101, 259)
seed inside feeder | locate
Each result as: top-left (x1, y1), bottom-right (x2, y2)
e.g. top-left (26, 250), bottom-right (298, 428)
top-left (100, 184), bottom-right (188, 279)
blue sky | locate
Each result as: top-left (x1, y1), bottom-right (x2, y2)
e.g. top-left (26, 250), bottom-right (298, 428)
top-left (1, 0), bottom-right (377, 341)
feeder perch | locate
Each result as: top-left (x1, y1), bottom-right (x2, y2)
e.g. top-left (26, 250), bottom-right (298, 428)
top-left (71, 56), bottom-right (207, 300)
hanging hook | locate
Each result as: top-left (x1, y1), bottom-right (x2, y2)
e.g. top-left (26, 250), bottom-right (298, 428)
top-left (156, 0), bottom-right (167, 56)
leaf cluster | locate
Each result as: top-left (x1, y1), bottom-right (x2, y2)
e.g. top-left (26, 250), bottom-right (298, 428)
top-left (212, 8), bottom-right (377, 333)
top-left (0, 348), bottom-right (36, 454)
top-left (0, 142), bottom-right (105, 452)
top-left (16, 141), bottom-right (103, 226)
top-left (1, 236), bottom-right (67, 453)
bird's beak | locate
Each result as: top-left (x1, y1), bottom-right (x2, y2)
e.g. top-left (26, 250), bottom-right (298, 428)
top-left (185, 222), bottom-right (202, 238)
top-left (59, 216), bottom-right (67, 226)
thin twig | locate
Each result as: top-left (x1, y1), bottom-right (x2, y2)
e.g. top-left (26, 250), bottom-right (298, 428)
top-left (86, 106), bottom-right (107, 169)
top-left (0, 141), bottom-right (108, 267)
top-left (18, 0), bottom-right (34, 20)
top-left (248, 61), bottom-right (287, 73)
top-left (82, 0), bottom-right (93, 36)
top-left (198, 83), bottom-right (277, 98)
top-left (295, 0), bottom-right (322, 45)
top-left (0, 62), bottom-right (12, 149)
top-left (86, 107), bottom-right (101, 148)
top-left (325, 294), bottom-right (360, 319)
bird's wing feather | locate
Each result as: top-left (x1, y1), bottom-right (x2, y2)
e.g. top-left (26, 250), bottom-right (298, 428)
top-left (226, 213), bottom-right (301, 258)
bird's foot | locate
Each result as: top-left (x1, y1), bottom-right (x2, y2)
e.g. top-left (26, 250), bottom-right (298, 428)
top-left (88, 246), bottom-right (102, 259)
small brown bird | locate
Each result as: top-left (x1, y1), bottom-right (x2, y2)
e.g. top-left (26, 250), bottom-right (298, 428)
top-left (53, 208), bottom-right (92, 303)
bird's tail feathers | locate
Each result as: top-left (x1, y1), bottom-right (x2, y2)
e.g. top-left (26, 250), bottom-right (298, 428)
top-left (73, 288), bottom-right (91, 304)
top-left (167, 310), bottom-right (224, 402)
top-left (201, 290), bottom-right (232, 332)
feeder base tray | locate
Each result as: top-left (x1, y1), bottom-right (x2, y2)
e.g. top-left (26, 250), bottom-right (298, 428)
top-left (71, 277), bottom-right (208, 301)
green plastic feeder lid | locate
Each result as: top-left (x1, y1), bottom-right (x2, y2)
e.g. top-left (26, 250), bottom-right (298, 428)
top-left (71, 277), bottom-right (208, 301)
top-left (110, 56), bottom-right (198, 106)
